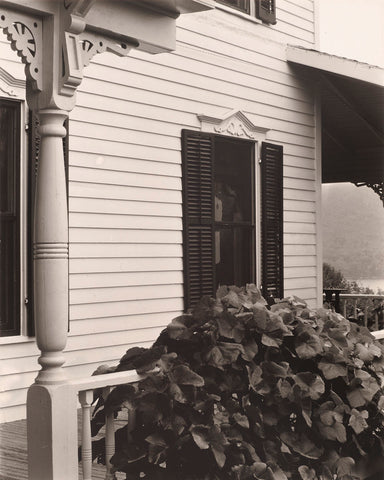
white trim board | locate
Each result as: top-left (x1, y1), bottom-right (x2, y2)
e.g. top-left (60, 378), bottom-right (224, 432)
top-left (286, 46), bottom-right (384, 87)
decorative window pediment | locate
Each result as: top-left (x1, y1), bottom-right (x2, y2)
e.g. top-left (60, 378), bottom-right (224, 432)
top-left (0, 65), bottom-right (25, 98)
top-left (197, 110), bottom-right (269, 141)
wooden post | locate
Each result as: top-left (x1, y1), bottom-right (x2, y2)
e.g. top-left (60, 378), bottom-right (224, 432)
top-left (33, 109), bottom-right (69, 385)
top-left (79, 390), bottom-right (94, 480)
top-left (26, 109), bottom-right (78, 480)
top-left (27, 384), bottom-right (78, 480)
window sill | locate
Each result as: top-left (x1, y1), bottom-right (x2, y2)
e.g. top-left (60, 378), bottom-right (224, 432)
top-left (0, 335), bottom-right (35, 345)
top-left (215, 3), bottom-right (262, 25)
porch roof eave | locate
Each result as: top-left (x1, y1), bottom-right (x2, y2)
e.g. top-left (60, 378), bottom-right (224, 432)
top-left (286, 45), bottom-right (384, 87)
top-left (286, 46), bottom-right (384, 189)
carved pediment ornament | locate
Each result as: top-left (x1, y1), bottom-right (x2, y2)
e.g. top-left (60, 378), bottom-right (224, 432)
top-left (0, 65), bottom-right (25, 97)
top-left (198, 110), bottom-right (269, 140)
top-left (0, 10), bottom-right (42, 92)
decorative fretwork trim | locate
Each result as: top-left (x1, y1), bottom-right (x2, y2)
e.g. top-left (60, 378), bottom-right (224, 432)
top-left (355, 182), bottom-right (384, 207)
top-left (80, 31), bottom-right (136, 67)
top-left (0, 10), bottom-right (42, 91)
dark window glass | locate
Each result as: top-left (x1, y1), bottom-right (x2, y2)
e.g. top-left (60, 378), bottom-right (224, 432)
top-left (214, 138), bottom-right (254, 289)
top-left (0, 100), bottom-right (20, 336)
top-left (217, 0), bottom-right (250, 14)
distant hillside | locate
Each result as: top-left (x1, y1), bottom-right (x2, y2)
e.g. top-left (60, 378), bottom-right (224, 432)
top-left (322, 183), bottom-right (384, 279)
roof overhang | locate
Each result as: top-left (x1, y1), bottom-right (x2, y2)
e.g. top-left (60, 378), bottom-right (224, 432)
top-left (287, 46), bottom-right (384, 186)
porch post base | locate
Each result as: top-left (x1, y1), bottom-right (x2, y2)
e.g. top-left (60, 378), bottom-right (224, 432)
top-left (27, 383), bottom-right (78, 480)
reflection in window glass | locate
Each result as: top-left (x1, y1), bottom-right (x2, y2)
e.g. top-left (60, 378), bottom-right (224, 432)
top-left (214, 138), bottom-right (254, 289)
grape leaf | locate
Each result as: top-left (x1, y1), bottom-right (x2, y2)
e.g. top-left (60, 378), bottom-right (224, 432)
top-left (348, 409), bottom-right (368, 434)
top-left (318, 360), bottom-right (347, 380)
top-left (280, 431), bottom-right (323, 459)
top-left (298, 465), bottom-right (318, 480)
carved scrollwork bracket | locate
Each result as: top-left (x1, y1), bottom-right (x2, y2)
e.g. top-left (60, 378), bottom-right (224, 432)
top-left (60, 0), bottom-right (136, 98)
top-left (0, 9), bottom-right (42, 91)
top-left (61, 28), bottom-right (135, 97)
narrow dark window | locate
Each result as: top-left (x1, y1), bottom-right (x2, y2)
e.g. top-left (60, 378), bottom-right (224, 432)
top-left (256, 0), bottom-right (277, 24)
top-left (217, 0), bottom-right (250, 14)
top-left (214, 137), bottom-right (255, 289)
top-left (0, 100), bottom-right (21, 336)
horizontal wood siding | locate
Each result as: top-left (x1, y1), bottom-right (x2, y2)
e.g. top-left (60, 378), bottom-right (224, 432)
top-left (1, 2), bottom-right (318, 421)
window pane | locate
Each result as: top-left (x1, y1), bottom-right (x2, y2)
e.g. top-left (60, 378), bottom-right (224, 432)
top-left (0, 221), bottom-right (20, 335)
top-left (214, 139), bottom-right (252, 222)
top-left (215, 226), bottom-right (252, 288)
top-left (0, 104), bottom-right (16, 213)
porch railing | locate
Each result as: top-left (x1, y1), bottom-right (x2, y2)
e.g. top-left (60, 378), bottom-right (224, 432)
top-left (339, 293), bottom-right (384, 340)
top-left (70, 370), bottom-right (143, 480)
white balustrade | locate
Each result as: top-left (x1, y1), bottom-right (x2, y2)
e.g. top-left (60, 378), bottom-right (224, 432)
top-left (71, 370), bottom-right (143, 480)
top-left (339, 293), bottom-right (384, 340)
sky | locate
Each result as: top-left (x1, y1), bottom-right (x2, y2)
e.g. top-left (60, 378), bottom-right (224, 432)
top-left (317, 0), bottom-right (384, 67)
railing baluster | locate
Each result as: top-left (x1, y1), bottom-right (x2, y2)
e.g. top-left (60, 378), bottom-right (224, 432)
top-left (343, 299), bottom-right (347, 318)
top-left (364, 304), bottom-right (368, 327)
top-left (353, 299), bottom-right (358, 319)
top-left (374, 311), bottom-right (379, 331)
top-left (79, 390), bottom-right (93, 480)
top-left (103, 386), bottom-right (117, 480)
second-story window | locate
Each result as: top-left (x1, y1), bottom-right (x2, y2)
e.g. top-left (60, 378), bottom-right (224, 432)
top-left (217, 0), bottom-right (250, 14)
top-left (217, 0), bottom-right (277, 24)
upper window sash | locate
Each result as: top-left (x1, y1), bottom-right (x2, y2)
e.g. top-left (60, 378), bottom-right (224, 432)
top-left (216, 0), bottom-right (277, 24)
top-left (216, 0), bottom-right (250, 14)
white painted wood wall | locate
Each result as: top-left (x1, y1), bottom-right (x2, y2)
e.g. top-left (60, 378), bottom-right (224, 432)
top-left (1, 0), bottom-right (319, 422)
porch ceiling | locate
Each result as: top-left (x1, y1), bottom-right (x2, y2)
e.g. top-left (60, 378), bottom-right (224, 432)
top-left (287, 46), bottom-right (384, 185)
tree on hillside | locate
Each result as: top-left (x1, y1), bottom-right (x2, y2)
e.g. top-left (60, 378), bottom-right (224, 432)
top-left (323, 263), bottom-right (375, 294)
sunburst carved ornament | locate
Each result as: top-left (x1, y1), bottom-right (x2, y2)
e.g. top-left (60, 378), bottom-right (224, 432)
top-left (0, 10), bottom-right (42, 92)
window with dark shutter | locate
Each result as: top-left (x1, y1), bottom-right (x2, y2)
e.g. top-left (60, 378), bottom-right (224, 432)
top-left (256, 0), bottom-right (276, 24)
top-left (182, 130), bottom-right (255, 310)
top-left (261, 141), bottom-right (284, 301)
top-left (0, 100), bottom-right (21, 336)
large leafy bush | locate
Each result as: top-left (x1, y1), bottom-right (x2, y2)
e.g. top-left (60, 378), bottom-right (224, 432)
top-left (90, 286), bottom-right (384, 480)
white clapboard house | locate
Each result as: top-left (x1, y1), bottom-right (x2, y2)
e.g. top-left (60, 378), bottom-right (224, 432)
top-left (0, 2), bottom-right (383, 474)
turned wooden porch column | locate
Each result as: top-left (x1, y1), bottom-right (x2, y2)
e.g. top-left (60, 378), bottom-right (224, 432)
top-left (33, 109), bottom-right (69, 385)
top-left (26, 109), bottom-right (79, 480)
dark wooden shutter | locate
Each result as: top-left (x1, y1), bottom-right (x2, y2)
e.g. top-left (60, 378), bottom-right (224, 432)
top-left (261, 142), bottom-right (283, 301)
top-left (27, 112), bottom-right (69, 335)
top-left (0, 100), bottom-right (21, 336)
top-left (256, 0), bottom-right (276, 24)
top-left (182, 130), bottom-right (215, 310)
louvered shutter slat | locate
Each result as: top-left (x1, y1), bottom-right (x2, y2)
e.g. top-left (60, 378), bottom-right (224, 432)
top-left (182, 131), bottom-right (215, 310)
top-left (261, 142), bottom-right (283, 300)
top-left (256, 0), bottom-right (276, 24)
